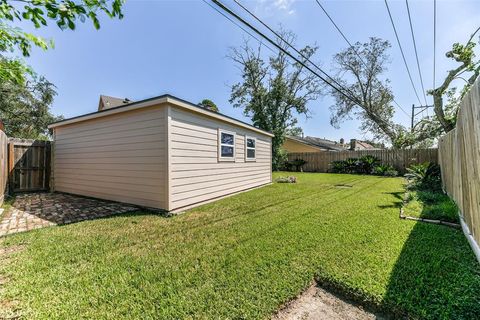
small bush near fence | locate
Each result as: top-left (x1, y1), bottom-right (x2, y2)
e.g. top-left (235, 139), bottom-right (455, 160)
top-left (404, 162), bottom-right (442, 192)
top-left (283, 158), bottom-right (308, 172)
top-left (330, 156), bottom-right (398, 176)
top-left (403, 162), bottom-right (458, 223)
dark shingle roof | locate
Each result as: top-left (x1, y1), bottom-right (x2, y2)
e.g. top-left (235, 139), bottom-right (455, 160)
top-left (98, 95), bottom-right (133, 111)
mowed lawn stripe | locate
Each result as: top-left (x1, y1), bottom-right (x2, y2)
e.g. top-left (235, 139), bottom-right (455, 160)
top-left (1, 173), bottom-right (479, 319)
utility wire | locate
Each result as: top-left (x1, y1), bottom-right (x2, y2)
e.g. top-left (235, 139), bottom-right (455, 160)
top-left (231, 0), bottom-right (362, 107)
top-left (210, 0), bottom-right (368, 109)
top-left (314, 0), bottom-right (410, 118)
top-left (201, 0), bottom-right (276, 53)
top-left (405, 0), bottom-right (428, 106)
top-left (384, 0), bottom-right (423, 106)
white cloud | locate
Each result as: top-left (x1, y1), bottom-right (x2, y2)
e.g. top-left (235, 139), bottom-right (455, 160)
top-left (273, 0), bottom-right (296, 14)
top-left (255, 0), bottom-right (297, 16)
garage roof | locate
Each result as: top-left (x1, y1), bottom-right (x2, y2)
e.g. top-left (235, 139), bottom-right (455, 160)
top-left (48, 94), bottom-right (274, 137)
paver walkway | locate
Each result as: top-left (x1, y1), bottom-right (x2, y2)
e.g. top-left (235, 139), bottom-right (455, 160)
top-left (0, 193), bottom-right (138, 237)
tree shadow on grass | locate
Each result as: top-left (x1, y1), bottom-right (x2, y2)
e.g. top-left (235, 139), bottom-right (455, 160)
top-left (383, 221), bottom-right (480, 319)
top-left (376, 192), bottom-right (404, 209)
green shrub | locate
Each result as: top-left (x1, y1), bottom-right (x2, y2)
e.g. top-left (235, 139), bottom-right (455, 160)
top-left (373, 164), bottom-right (398, 177)
top-left (357, 155), bottom-right (381, 174)
top-left (405, 162), bottom-right (441, 191)
top-left (288, 158), bottom-right (307, 172)
top-left (344, 158), bottom-right (359, 174)
top-left (276, 148), bottom-right (289, 171)
top-left (330, 157), bottom-right (395, 176)
top-left (331, 160), bottom-right (347, 173)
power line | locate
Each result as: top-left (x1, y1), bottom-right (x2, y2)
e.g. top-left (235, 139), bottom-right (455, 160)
top-left (314, 0), bottom-right (358, 62)
top-left (230, 0), bottom-right (363, 107)
top-left (210, 0), bottom-right (368, 109)
top-left (201, 0), bottom-right (276, 54)
top-left (314, 0), bottom-right (410, 118)
top-left (384, 0), bottom-right (423, 106)
top-left (405, 0), bottom-right (428, 106)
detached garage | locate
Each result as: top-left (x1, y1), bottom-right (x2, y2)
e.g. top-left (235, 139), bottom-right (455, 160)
top-left (48, 95), bottom-right (273, 211)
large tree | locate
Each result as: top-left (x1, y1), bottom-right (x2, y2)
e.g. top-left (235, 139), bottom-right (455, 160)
top-left (0, 72), bottom-right (62, 139)
top-left (0, 0), bottom-right (124, 84)
top-left (430, 27), bottom-right (480, 132)
top-left (329, 37), bottom-right (407, 146)
top-left (330, 33), bottom-right (480, 148)
top-left (229, 31), bottom-right (323, 169)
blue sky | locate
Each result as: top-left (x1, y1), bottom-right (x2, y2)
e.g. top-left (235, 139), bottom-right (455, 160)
top-left (21, 0), bottom-right (480, 142)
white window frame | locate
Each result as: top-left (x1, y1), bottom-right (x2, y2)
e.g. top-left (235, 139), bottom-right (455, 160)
top-left (245, 136), bottom-right (256, 162)
top-left (218, 129), bottom-right (236, 162)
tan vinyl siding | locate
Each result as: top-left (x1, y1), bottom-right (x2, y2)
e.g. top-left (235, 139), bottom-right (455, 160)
top-left (53, 105), bottom-right (168, 208)
top-left (169, 106), bottom-right (272, 210)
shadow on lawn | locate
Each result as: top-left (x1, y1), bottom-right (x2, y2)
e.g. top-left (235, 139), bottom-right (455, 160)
top-left (383, 221), bottom-right (480, 319)
top-left (376, 192), bottom-right (404, 209)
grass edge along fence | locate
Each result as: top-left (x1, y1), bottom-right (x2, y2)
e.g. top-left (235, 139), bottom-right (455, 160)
top-left (0, 129), bottom-right (7, 206)
top-left (438, 76), bottom-right (480, 263)
top-left (286, 149), bottom-right (438, 175)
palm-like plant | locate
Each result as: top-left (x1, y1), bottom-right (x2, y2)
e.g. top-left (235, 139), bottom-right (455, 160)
top-left (405, 162), bottom-right (441, 191)
top-left (358, 155), bottom-right (381, 174)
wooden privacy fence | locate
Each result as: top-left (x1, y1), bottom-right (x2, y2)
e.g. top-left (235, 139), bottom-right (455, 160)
top-left (287, 149), bottom-right (438, 174)
top-left (8, 138), bottom-right (51, 193)
top-left (0, 130), bottom-right (7, 206)
top-left (438, 76), bottom-right (480, 250)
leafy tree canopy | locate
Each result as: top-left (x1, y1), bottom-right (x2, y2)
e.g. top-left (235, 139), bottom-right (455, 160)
top-left (198, 99), bottom-right (219, 112)
top-left (229, 30), bottom-right (323, 169)
top-left (0, 0), bottom-right (124, 84)
top-left (285, 126), bottom-right (303, 137)
top-left (0, 70), bottom-right (62, 139)
top-left (429, 27), bottom-right (480, 132)
top-left (329, 35), bottom-right (480, 149)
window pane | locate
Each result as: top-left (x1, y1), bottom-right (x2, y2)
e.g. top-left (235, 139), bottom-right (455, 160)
top-left (221, 146), bottom-right (234, 157)
top-left (221, 132), bottom-right (234, 145)
top-left (247, 138), bottom-right (255, 148)
top-left (247, 149), bottom-right (255, 159)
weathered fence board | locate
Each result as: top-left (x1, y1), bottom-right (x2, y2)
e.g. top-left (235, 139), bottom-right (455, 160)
top-left (0, 130), bottom-right (7, 205)
top-left (438, 76), bottom-right (480, 248)
top-left (287, 149), bottom-right (438, 174)
top-left (8, 138), bottom-right (51, 192)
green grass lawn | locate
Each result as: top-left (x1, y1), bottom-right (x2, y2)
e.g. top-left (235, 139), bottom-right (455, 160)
top-left (403, 190), bottom-right (459, 223)
top-left (1, 173), bottom-right (479, 319)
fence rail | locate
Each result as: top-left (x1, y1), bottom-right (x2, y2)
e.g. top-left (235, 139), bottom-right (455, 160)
top-left (0, 130), bottom-right (7, 206)
top-left (438, 76), bottom-right (480, 250)
top-left (287, 149), bottom-right (438, 174)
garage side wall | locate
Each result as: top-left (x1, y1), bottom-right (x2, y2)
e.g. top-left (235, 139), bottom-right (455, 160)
top-left (53, 105), bottom-right (168, 208)
top-left (169, 106), bottom-right (272, 210)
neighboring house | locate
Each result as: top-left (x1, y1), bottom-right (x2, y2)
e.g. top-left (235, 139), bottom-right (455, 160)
top-left (48, 95), bottom-right (273, 212)
top-left (349, 139), bottom-right (380, 151)
top-left (98, 95), bottom-right (132, 111)
top-left (283, 136), bottom-right (346, 153)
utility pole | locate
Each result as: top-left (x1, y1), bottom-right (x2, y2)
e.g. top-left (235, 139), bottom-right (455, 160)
top-left (411, 104), bottom-right (415, 132)
top-left (411, 104), bottom-right (434, 132)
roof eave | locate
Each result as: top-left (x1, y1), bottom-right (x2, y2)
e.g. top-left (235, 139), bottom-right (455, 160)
top-left (48, 95), bottom-right (274, 137)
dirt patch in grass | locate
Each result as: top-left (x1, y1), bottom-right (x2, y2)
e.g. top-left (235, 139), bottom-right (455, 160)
top-left (273, 283), bottom-right (385, 320)
top-left (0, 245), bottom-right (24, 258)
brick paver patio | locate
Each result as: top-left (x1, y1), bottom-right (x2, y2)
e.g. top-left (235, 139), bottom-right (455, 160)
top-left (0, 193), bottom-right (138, 237)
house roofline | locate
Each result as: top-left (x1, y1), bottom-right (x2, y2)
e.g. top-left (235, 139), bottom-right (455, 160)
top-left (285, 136), bottom-right (344, 151)
top-left (48, 94), bottom-right (274, 137)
